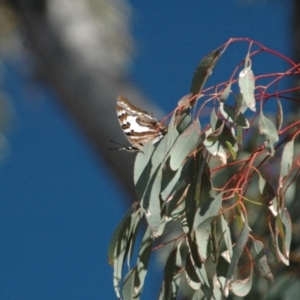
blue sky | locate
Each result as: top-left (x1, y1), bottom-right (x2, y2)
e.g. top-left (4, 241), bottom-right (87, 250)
top-left (0, 1), bottom-right (293, 299)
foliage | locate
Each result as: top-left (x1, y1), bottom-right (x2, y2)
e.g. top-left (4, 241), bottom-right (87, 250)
top-left (109, 38), bottom-right (300, 299)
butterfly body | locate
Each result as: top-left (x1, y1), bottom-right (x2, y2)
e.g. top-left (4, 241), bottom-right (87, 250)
top-left (116, 95), bottom-right (167, 151)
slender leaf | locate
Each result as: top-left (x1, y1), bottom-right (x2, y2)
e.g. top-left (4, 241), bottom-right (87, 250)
top-left (258, 110), bottom-right (279, 156)
top-left (219, 103), bottom-right (249, 128)
top-left (250, 239), bottom-right (273, 281)
top-left (204, 132), bottom-right (227, 165)
top-left (113, 209), bottom-right (143, 299)
top-left (170, 120), bottom-right (202, 171)
top-left (193, 192), bottom-right (222, 261)
top-left (159, 245), bottom-right (182, 300)
top-left (258, 175), bottom-right (277, 215)
top-left (108, 206), bottom-right (137, 266)
top-left (190, 48), bottom-right (222, 95)
top-left (191, 289), bottom-right (205, 300)
top-left (276, 97), bottom-right (283, 131)
top-left (185, 252), bottom-right (201, 290)
top-left (235, 93), bottom-right (249, 114)
top-left (140, 164), bottom-right (163, 234)
top-left (220, 82), bottom-right (231, 102)
top-left (280, 139), bottom-right (294, 188)
top-left (122, 268), bottom-right (137, 300)
top-left (238, 66), bottom-right (256, 112)
top-left (185, 151), bottom-right (208, 229)
top-left (231, 275), bottom-right (253, 297)
top-left (220, 215), bottom-right (233, 259)
top-left (134, 142), bottom-right (155, 201)
top-left (275, 208), bottom-right (292, 265)
top-left (161, 162), bottom-right (184, 202)
top-left (224, 211), bottom-right (249, 295)
top-left (175, 107), bottom-right (193, 134)
top-left (134, 226), bottom-right (154, 297)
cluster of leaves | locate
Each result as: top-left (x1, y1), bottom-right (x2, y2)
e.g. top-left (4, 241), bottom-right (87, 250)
top-left (108, 38), bottom-right (300, 299)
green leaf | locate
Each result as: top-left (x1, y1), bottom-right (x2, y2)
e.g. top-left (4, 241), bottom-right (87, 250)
top-left (170, 120), bottom-right (203, 171)
top-left (216, 254), bottom-right (230, 278)
top-left (258, 176), bottom-right (276, 213)
top-left (174, 107), bottom-right (193, 134)
top-left (225, 141), bottom-right (237, 160)
top-left (184, 252), bottom-right (201, 290)
top-left (219, 103), bottom-right (249, 128)
top-left (275, 208), bottom-right (292, 265)
top-left (185, 151), bottom-right (209, 229)
top-left (108, 206), bottom-right (136, 266)
top-left (190, 48), bottom-right (222, 95)
top-left (250, 239), bottom-right (273, 281)
top-left (135, 137), bottom-right (170, 235)
top-left (224, 211), bottom-right (249, 295)
top-left (140, 164), bottom-right (163, 235)
top-left (122, 268), bottom-right (136, 300)
top-left (191, 289), bottom-right (205, 300)
top-left (280, 139), bottom-right (294, 186)
top-left (134, 142), bottom-right (155, 201)
top-left (238, 66), bottom-right (256, 112)
top-left (219, 82), bottom-right (231, 102)
top-left (193, 192), bottom-right (222, 261)
top-left (276, 97), bottom-right (283, 131)
top-left (163, 111), bottom-right (181, 151)
top-left (220, 215), bottom-right (233, 259)
top-left (235, 93), bottom-right (249, 114)
top-left (134, 226), bottom-right (154, 297)
top-left (161, 161), bottom-right (184, 202)
top-left (184, 250), bottom-right (211, 297)
top-left (159, 245), bottom-right (182, 300)
top-left (258, 110), bottom-right (279, 156)
top-left (204, 132), bottom-right (227, 165)
top-left (231, 275), bottom-right (253, 297)
top-left (162, 159), bottom-right (191, 221)
top-left (112, 209), bottom-right (143, 299)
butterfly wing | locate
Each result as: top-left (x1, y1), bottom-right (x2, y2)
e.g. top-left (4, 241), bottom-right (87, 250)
top-left (116, 95), bottom-right (167, 150)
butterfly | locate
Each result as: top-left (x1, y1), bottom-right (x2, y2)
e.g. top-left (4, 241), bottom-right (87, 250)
top-left (116, 95), bottom-right (167, 151)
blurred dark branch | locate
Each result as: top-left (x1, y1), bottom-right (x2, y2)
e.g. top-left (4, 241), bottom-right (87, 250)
top-left (7, 0), bottom-right (162, 200)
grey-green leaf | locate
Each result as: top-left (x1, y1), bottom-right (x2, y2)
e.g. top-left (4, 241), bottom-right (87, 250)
top-left (238, 67), bottom-right (256, 112)
top-left (170, 120), bottom-right (202, 170)
top-left (159, 245), bottom-right (182, 300)
top-left (190, 48), bottom-right (222, 95)
top-left (134, 226), bottom-right (154, 297)
top-left (219, 103), bottom-right (249, 128)
top-left (280, 139), bottom-right (294, 187)
top-left (193, 192), bottom-right (222, 261)
top-left (250, 239), bottom-right (273, 281)
top-left (224, 211), bottom-right (249, 294)
top-left (258, 110), bottom-right (279, 156)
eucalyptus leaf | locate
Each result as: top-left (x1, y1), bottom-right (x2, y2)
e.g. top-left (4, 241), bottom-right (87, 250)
top-left (220, 82), bottom-right (231, 102)
top-left (134, 227), bottom-right (154, 297)
top-left (190, 48), bottom-right (222, 96)
top-left (224, 211), bottom-right (249, 294)
top-left (193, 193), bottom-right (222, 261)
top-left (276, 97), bottom-right (283, 131)
top-left (170, 120), bottom-right (202, 171)
top-left (219, 103), bottom-right (249, 128)
top-left (250, 239), bottom-right (273, 281)
top-left (122, 268), bottom-right (137, 300)
top-left (159, 245), bottom-right (182, 299)
top-left (238, 66), bottom-right (256, 112)
top-left (275, 208), bottom-right (292, 265)
top-left (280, 139), bottom-right (294, 188)
top-left (258, 110), bottom-right (279, 156)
